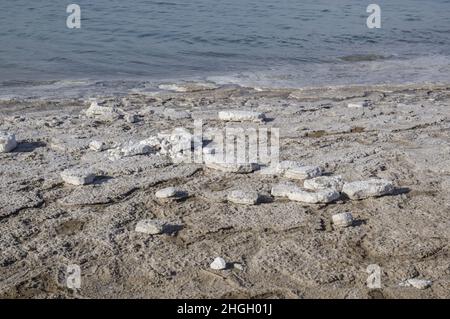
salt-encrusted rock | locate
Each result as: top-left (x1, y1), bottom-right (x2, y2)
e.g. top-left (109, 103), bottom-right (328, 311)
top-left (284, 166), bottom-right (322, 180)
top-left (218, 110), bottom-right (266, 123)
top-left (89, 140), bottom-right (107, 152)
top-left (163, 108), bottom-right (191, 120)
top-left (304, 175), bottom-right (344, 191)
top-left (0, 132), bottom-right (17, 153)
top-left (135, 219), bottom-right (166, 235)
top-left (332, 212), bottom-right (354, 228)
top-left (155, 187), bottom-right (188, 200)
top-left (205, 162), bottom-right (259, 174)
top-left (403, 278), bottom-right (432, 290)
top-left (348, 101), bottom-right (369, 108)
top-left (342, 179), bottom-right (394, 200)
top-left (108, 141), bottom-right (154, 160)
top-left (271, 183), bottom-right (302, 197)
top-left (125, 114), bottom-right (138, 123)
top-left (227, 190), bottom-right (260, 205)
top-left (288, 189), bottom-right (340, 204)
top-left (61, 168), bottom-right (96, 186)
top-left (122, 142), bottom-right (153, 157)
top-left (85, 101), bottom-right (121, 121)
top-left (210, 257), bottom-right (227, 270)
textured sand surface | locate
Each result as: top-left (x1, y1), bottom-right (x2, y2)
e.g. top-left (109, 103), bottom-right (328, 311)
top-left (0, 83), bottom-right (449, 298)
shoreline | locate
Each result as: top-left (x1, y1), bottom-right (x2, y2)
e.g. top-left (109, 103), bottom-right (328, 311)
top-left (0, 82), bottom-right (449, 298)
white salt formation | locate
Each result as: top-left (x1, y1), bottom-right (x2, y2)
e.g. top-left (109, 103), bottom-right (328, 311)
top-left (332, 212), bottom-right (354, 228)
top-left (304, 176), bottom-right (344, 191)
top-left (288, 189), bottom-right (340, 204)
top-left (89, 140), bottom-right (107, 152)
top-left (210, 257), bottom-right (227, 270)
top-left (348, 101), bottom-right (369, 108)
top-left (218, 110), bottom-right (266, 123)
top-left (0, 132), bottom-right (17, 153)
top-left (284, 166), bottom-right (322, 180)
top-left (85, 100), bottom-right (121, 121)
top-left (135, 219), bottom-right (166, 235)
top-left (404, 278), bottom-right (432, 290)
top-left (271, 183), bottom-right (302, 198)
top-left (342, 179), bottom-right (394, 200)
top-left (155, 187), bottom-right (188, 200)
top-left (227, 190), bottom-right (260, 205)
top-left (61, 168), bottom-right (96, 186)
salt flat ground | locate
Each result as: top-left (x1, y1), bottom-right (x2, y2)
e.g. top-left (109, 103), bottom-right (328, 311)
top-left (0, 83), bottom-right (449, 298)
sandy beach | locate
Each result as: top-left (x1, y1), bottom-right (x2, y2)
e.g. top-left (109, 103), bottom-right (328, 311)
top-left (0, 82), bottom-right (449, 299)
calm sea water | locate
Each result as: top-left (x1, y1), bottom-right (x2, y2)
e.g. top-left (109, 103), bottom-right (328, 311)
top-left (1, 0), bottom-right (450, 97)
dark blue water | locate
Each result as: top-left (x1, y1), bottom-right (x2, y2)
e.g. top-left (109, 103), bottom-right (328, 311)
top-left (1, 0), bottom-right (450, 97)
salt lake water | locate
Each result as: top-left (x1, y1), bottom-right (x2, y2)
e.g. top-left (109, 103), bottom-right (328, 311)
top-left (1, 0), bottom-right (449, 97)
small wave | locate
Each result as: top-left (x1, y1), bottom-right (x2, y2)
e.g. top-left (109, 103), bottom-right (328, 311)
top-left (339, 54), bottom-right (388, 62)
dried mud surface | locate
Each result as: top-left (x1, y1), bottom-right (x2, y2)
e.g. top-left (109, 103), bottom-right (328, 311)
top-left (0, 83), bottom-right (449, 299)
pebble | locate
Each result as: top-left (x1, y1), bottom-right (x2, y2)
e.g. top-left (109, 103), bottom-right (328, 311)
top-left (61, 168), bottom-right (96, 186)
top-left (155, 187), bottom-right (188, 200)
top-left (288, 189), bottom-right (340, 204)
top-left (135, 219), bottom-right (166, 235)
top-left (163, 108), bottom-right (191, 120)
top-left (332, 212), bottom-right (354, 228)
top-left (342, 179), bottom-right (394, 200)
top-left (348, 101), bottom-right (369, 108)
top-left (210, 257), bottom-right (227, 270)
top-left (85, 101), bottom-right (121, 121)
top-left (284, 166), bottom-right (322, 180)
top-left (0, 132), bottom-right (17, 153)
top-left (89, 140), bottom-right (107, 152)
top-left (304, 175), bottom-right (344, 191)
top-left (125, 114), bottom-right (138, 123)
top-left (227, 190), bottom-right (260, 205)
top-left (404, 278), bottom-right (432, 290)
top-left (218, 110), bottom-right (266, 123)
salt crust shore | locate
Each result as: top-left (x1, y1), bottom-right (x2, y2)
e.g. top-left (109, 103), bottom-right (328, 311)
top-left (0, 82), bottom-right (449, 298)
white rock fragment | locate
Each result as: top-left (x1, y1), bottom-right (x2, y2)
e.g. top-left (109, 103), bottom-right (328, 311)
top-left (122, 142), bottom-right (153, 157)
top-left (227, 190), bottom-right (260, 205)
top-left (348, 101), bottom-right (369, 108)
top-left (271, 183), bottom-right (302, 198)
top-left (218, 110), bottom-right (266, 123)
top-left (288, 189), bottom-right (340, 204)
top-left (342, 179), bottom-right (395, 200)
top-left (0, 132), bottom-right (17, 153)
top-left (125, 114), bottom-right (138, 123)
top-left (89, 140), bottom-right (107, 152)
top-left (210, 257), bottom-right (227, 270)
top-left (284, 166), bottom-right (322, 180)
top-left (135, 219), bottom-right (166, 235)
top-left (304, 175), bottom-right (344, 191)
top-left (163, 108), bottom-right (191, 120)
top-left (61, 168), bottom-right (96, 186)
top-left (332, 212), bottom-right (354, 228)
top-left (108, 141), bottom-right (154, 160)
top-left (403, 278), bottom-right (433, 290)
top-left (155, 187), bottom-right (188, 200)
top-left (85, 101), bottom-right (121, 121)
top-left (205, 162), bottom-right (259, 174)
